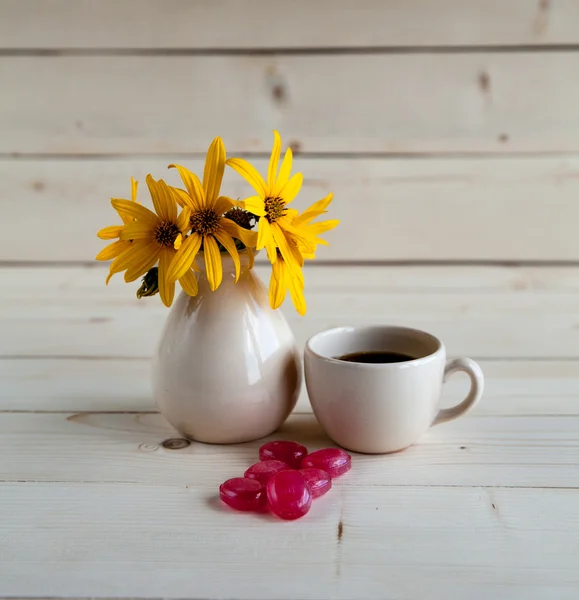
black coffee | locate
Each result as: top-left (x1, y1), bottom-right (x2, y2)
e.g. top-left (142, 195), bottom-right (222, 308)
top-left (337, 351), bottom-right (415, 364)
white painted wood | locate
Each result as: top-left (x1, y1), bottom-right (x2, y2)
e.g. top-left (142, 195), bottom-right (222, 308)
top-left (0, 358), bottom-right (154, 413)
top-left (2, 358), bottom-right (579, 416)
top-left (2, 412), bottom-right (579, 488)
top-left (0, 480), bottom-right (575, 600)
top-left (4, 53), bottom-right (579, 154)
top-left (1, 0), bottom-right (576, 49)
top-left (1, 481), bottom-right (578, 599)
top-left (2, 265), bottom-right (578, 359)
top-left (4, 156), bottom-right (579, 261)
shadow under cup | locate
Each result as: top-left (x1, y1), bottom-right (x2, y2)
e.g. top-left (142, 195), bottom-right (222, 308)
top-left (304, 326), bottom-right (448, 454)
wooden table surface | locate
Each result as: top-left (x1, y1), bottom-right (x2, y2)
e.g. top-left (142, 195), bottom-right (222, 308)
top-left (1, 265), bottom-right (579, 600)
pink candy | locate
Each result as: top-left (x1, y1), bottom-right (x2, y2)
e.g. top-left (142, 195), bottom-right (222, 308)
top-left (219, 477), bottom-right (266, 512)
top-left (259, 441), bottom-right (308, 469)
top-left (301, 448), bottom-right (352, 477)
top-left (300, 467), bottom-right (332, 498)
top-left (219, 441), bottom-right (351, 519)
top-left (244, 460), bottom-right (288, 485)
top-left (267, 470), bottom-right (312, 520)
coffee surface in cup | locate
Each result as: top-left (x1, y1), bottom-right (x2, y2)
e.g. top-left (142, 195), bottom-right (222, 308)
top-left (337, 351), bottom-right (415, 364)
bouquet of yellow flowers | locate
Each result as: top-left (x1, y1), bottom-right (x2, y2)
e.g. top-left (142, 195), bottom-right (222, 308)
top-left (96, 132), bottom-right (338, 315)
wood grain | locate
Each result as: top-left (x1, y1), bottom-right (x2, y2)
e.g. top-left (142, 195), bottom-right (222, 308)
top-left (0, 0), bottom-right (577, 49)
top-left (2, 265), bottom-right (578, 359)
top-left (2, 358), bottom-right (579, 416)
top-left (1, 481), bottom-right (578, 599)
top-left (4, 53), bottom-right (579, 154)
top-left (0, 479), bottom-right (576, 600)
top-left (2, 412), bottom-right (579, 488)
top-left (4, 155), bottom-right (579, 261)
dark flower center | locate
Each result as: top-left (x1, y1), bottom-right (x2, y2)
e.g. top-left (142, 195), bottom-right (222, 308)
top-left (264, 196), bottom-right (286, 223)
top-left (224, 207), bottom-right (255, 230)
top-left (155, 221), bottom-right (180, 247)
top-left (190, 209), bottom-right (221, 235)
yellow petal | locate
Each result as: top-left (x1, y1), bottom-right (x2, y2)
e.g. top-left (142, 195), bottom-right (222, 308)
top-left (157, 179), bottom-right (178, 223)
top-left (267, 130), bottom-right (282, 189)
top-left (221, 218), bottom-right (258, 248)
top-left (246, 246), bottom-right (255, 269)
top-left (179, 269), bottom-right (198, 297)
top-left (241, 195), bottom-right (266, 217)
top-left (305, 219), bottom-right (340, 237)
top-left (277, 217), bottom-right (317, 253)
top-left (279, 172), bottom-right (303, 205)
top-left (124, 245), bottom-right (161, 283)
top-left (203, 137), bottom-right (226, 206)
top-left (119, 211), bottom-right (134, 225)
top-left (111, 199), bottom-right (158, 225)
top-left (215, 229), bottom-right (241, 282)
top-left (177, 206), bottom-right (191, 233)
top-left (203, 235), bottom-right (223, 291)
top-left (120, 223), bottom-right (155, 241)
top-left (257, 217), bottom-right (278, 263)
top-left (174, 233), bottom-right (183, 250)
top-left (291, 210), bottom-right (326, 227)
top-left (272, 224), bottom-right (304, 269)
top-left (288, 269), bottom-right (307, 316)
top-left (309, 192), bottom-right (333, 212)
top-left (96, 240), bottom-right (130, 261)
top-left (274, 148), bottom-right (293, 195)
top-left (146, 175), bottom-right (167, 221)
top-left (159, 249), bottom-right (176, 307)
top-left (293, 193), bottom-right (334, 226)
top-left (105, 268), bottom-right (117, 285)
top-left (265, 239), bottom-right (278, 264)
top-left (131, 177), bottom-right (138, 203)
top-left (256, 216), bottom-right (273, 251)
top-left (171, 187), bottom-right (192, 209)
top-left (168, 165), bottom-right (204, 209)
top-left (105, 247), bottom-right (133, 284)
top-left (105, 241), bottom-right (152, 275)
top-left (269, 259), bottom-right (287, 310)
top-left (214, 196), bottom-right (235, 215)
top-left (166, 232), bottom-right (202, 283)
top-left (97, 225), bottom-right (123, 240)
top-left (226, 157), bottom-right (267, 197)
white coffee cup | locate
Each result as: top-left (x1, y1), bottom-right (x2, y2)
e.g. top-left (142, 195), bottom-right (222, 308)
top-left (304, 326), bottom-right (484, 454)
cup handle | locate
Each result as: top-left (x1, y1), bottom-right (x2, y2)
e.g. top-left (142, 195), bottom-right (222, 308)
top-left (433, 357), bottom-right (484, 426)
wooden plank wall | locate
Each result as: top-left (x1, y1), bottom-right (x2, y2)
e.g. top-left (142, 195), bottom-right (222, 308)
top-left (0, 0), bottom-right (578, 382)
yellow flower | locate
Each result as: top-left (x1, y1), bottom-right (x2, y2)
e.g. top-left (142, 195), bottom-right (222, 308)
top-left (227, 131), bottom-right (339, 315)
top-left (96, 177), bottom-right (139, 283)
top-left (166, 137), bottom-right (257, 291)
top-left (269, 254), bottom-right (306, 316)
top-left (106, 175), bottom-right (195, 307)
top-left (265, 195), bottom-right (339, 315)
top-left (290, 193), bottom-right (340, 260)
top-left (226, 130), bottom-right (319, 269)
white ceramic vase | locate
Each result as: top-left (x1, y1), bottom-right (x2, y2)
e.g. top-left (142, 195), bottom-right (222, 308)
top-left (152, 253), bottom-right (301, 444)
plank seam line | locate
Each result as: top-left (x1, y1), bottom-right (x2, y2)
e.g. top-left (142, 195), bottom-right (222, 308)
top-left (4, 260), bottom-right (579, 268)
top-left (8, 151), bottom-right (579, 160)
top-left (1, 356), bottom-right (577, 362)
top-left (1, 410), bottom-right (579, 417)
top-left (0, 481), bottom-right (578, 490)
top-left (4, 44), bottom-right (579, 56)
